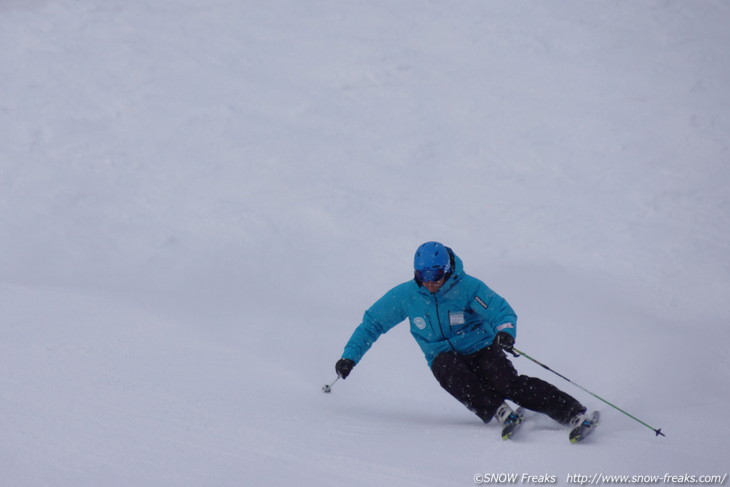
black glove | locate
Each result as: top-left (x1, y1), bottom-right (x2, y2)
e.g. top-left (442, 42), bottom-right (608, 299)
top-left (495, 332), bottom-right (516, 355)
top-left (335, 358), bottom-right (356, 379)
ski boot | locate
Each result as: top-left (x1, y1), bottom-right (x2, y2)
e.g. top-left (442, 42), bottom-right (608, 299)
top-left (568, 411), bottom-right (600, 443)
top-left (496, 402), bottom-right (525, 440)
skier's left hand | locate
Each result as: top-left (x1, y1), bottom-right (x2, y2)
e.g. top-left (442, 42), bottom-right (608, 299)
top-left (495, 332), bottom-right (516, 355)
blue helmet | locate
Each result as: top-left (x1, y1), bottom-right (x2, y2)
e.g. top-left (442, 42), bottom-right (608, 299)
top-left (414, 241), bottom-right (451, 282)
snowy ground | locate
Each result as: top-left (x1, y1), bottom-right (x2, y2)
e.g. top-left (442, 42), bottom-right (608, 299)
top-left (1, 1), bottom-right (729, 486)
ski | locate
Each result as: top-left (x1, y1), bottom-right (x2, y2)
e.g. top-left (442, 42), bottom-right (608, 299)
top-left (569, 411), bottom-right (600, 444)
top-left (501, 407), bottom-right (526, 440)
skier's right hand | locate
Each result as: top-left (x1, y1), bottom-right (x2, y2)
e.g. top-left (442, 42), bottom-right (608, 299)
top-left (335, 358), bottom-right (355, 379)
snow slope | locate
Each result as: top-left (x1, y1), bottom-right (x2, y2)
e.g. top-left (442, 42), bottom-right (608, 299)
top-left (1, 1), bottom-right (729, 485)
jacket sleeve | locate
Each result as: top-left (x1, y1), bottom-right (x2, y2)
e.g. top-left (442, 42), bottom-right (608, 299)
top-left (470, 281), bottom-right (518, 340)
top-left (342, 285), bottom-right (409, 364)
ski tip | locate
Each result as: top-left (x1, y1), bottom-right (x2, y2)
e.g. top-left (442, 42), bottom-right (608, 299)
top-left (655, 428), bottom-right (665, 437)
top-left (569, 433), bottom-right (587, 444)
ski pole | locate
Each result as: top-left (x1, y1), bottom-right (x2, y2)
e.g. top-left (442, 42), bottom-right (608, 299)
top-left (322, 376), bottom-right (339, 393)
top-left (512, 347), bottom-right (665, 437)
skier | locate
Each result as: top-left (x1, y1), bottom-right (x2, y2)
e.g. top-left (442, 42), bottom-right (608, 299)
top-left (335, 241), bottom-right (598, 440)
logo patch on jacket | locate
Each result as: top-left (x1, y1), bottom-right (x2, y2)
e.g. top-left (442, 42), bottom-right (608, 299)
top-left (414, 317), bottom-right (427, 330)
top-left (449, 311), bottom-right (465, 326)
top-left (474, 296), bottom-right (488, 309)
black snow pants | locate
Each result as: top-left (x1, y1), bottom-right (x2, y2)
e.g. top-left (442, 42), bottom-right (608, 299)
top-left (431, 345), bottom-right (585, 424)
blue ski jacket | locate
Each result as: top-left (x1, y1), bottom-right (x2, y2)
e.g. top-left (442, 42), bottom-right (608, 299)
top-left (342, 251), bottom-right (517, 368)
